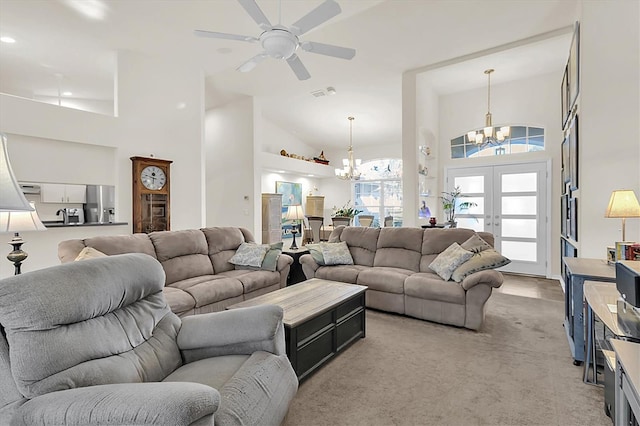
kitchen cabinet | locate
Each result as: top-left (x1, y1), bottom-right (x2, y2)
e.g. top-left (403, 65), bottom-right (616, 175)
top-left (262, 193), bottom-right (283, 244)
top-left (41, 184), bottom-right (87, 203)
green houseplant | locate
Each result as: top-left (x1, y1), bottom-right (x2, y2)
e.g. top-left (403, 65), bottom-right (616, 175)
top-left (331, 201), bottom-right (362, 218)
top-left (441, 186), bottom-right (477, 227)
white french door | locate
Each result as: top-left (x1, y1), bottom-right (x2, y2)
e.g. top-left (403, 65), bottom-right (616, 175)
top-left (446, 161), bottom-right (548, 276)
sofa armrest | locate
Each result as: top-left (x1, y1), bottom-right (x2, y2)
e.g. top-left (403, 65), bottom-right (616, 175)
top-left (13, 382), bottom-right (219, 425)
top-left (461, 269), bottom-right (504, 291)
top-left (277, 253), bottom-right (293, 271)
top-left (299, 253), bottom-right (319, 279)
top-left (177, 304), bottom-right (286, 363)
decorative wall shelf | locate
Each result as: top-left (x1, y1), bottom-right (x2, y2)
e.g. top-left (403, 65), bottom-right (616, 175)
top-left (261, 152), bottom-right (335, 178)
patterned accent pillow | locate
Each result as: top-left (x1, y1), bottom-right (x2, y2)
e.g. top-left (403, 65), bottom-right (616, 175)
top-left (461, 233), bottom-right (493, 254)
top-left (429, 242), bottom-right (474, 281)
top-left (235, 242), bottom-right (283, 272)
top-left (74, 247), bottom-right (107, 261)
top-left (322, 241), bottom-right (354, 266)
top-left (451, 249), bottom-right (511, 282)
top-left (229, 242), bottom-right (270, 268)
top-left (306, 243), bottom-right (326, 265)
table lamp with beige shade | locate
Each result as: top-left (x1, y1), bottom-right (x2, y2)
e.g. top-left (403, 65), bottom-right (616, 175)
top-left (605, 189), bottom-right (640, 241)
top-left (285, 205), bottom-right (304, 250)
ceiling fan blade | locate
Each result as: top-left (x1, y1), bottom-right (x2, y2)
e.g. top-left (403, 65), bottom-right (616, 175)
top-left (237, 53), bottom-right (269, 72)
top-left (300, 41), bottom-right (355, 60)
top-left (237, 0), bottom-right (272, 31)
top-left (290, 0), bottom-right (341, 36)
top-left (286, 54), bottom-right (311, 80)
top-left (194, 30), bottom-right (258, 43)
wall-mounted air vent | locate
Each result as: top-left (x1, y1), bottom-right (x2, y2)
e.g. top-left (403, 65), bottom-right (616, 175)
top-left (311, 90), bottom-right (326, 97)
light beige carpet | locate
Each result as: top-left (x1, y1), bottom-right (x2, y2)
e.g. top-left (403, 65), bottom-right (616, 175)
top-left (282, 291), bottom-right (609, 426)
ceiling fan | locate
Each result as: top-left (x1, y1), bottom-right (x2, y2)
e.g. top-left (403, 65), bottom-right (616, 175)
top-left (194, 0), bottom-right (356, 80)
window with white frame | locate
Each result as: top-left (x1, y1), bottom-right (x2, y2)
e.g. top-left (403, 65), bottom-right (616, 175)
top-left (451, 125), bottom-right (544, 159)
top-left (353, 159), bottom-right (402, 227)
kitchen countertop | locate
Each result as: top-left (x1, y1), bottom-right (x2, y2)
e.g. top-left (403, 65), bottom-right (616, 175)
top-left (42, 221), bottom-right (128, 228)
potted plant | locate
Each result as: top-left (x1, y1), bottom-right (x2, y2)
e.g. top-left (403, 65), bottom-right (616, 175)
top-left (331, 201), bottom-right (362, 226)
top-left (441, 186), bottom-right (477, 228)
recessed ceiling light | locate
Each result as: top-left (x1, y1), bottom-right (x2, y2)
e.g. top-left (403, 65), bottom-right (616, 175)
top-left (176, 102), bottom-right (186, 110)
top-left (62, 91), bottom-right (73, 96)
top-left (276, 170), bottom-right (285, 173)
top-left (326, 87), bottom-right (336, 95)
top-left (307, 174), bottom-right (315, 177)
top-left (0, 36), bottom-right (16, 44)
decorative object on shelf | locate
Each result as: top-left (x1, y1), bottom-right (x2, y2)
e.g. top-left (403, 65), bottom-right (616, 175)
top-left (466, 69), bottom-right (510, 147)
top-left (418, 164), bottom-right (428, 176)
top-left (285, 205), bottom-right (304, 250)
top-left (313, 151), bottom-right (329, 165)
top-left (331, 201), bottom-right (361, 218)
top-left (441, 186), bottom-right (477, 228)
top-left (278, 149), bottom-right (318, 163)
top-left (429, 217), bottom-right (437, 226)
top-left (335, 116), bottom-right (361, 180)
top-left (0, 133), bottom-right (33, 212)
top-left (0, 202), bottom-right (46, 275)
top-left (605, 189), bottom-right (640, 241)
top-left (194, 0), bottom-right (356, 81)
top-left (131, 156), bottom-right (172, 234)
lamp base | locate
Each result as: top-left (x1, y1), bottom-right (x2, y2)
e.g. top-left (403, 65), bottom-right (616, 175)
top-left (290, 229), bottom-right (299, 250)
top-left (7, 233), bottom-right (27, 275)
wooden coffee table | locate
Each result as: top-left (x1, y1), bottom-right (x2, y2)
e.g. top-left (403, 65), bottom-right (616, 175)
top-left (228, 278), bottom-right (367, 381)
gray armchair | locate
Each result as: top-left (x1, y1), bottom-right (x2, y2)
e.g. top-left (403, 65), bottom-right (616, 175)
top-left (0, 254), bottom-right (298, 425)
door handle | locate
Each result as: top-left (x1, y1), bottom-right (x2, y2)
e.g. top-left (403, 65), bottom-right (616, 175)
top-left (494, 223), bottom-right (500, 226)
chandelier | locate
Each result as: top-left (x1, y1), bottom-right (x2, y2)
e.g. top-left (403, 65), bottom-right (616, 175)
top-left (467, 69), bottom-right (510, 146)
top-left (335, 116), bottom-right (361, 180)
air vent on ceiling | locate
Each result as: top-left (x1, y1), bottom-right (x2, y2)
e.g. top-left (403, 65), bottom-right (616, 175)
top-left (311, 90), bottom-right (326, 97)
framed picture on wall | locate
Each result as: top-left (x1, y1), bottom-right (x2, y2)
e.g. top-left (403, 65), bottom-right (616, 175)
top-left (568, 115), bottom-right (579, 191)
top-left (568, 22), bottom-right (580, 112)
top-left (569, 197), bottom-right (578, 242)
top-left (561, 136), bottom-right (570, 185)
top-left (561, 67), bottom-right (570, 129)
top-left (275, 181), bottom-right (302, 206)
top-left (560, 194), bottom-right (568, 238)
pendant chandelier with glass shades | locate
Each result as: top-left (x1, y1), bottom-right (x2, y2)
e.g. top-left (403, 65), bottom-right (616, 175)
top-left (335, 116), bottom-right (361, 180)
top-left (467, 69), bottom-right (510, 146)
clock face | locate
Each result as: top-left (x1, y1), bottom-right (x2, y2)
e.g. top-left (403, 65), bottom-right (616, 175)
top-left (141, 165), bottom-right (166, 190)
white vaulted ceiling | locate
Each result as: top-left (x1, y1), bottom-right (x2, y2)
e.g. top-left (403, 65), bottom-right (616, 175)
top-left (0, 0), bottom-right (578, 149)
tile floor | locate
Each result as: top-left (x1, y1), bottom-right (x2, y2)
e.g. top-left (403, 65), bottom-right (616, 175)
top-left (496, 272), bottom-right (565, 302)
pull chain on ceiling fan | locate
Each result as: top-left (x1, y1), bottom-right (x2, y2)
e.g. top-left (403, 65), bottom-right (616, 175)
top-left (194, 0), bottom-right (356, 80)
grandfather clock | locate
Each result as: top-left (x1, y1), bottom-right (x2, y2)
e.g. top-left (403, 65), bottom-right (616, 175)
top-left (131, 156), bottom-right (172, 233)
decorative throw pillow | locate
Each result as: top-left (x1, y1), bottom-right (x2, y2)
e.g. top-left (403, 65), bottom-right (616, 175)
top-left (74, 246), bottom-right (107, 261)
top-left (306, 243), bottom-right (326, 265)
top-left (321, 241), bottom-right (354, 266)
top-left (429, 242), bottom-right (474, 281)
top-left (235, 242), bottom-right (283, 272)
top-left (451, 249), bottom-right (511, 283)
top-left (461, 233), bottom-right (493, 254)
top-left (229, 242), bottom-right (270, 268)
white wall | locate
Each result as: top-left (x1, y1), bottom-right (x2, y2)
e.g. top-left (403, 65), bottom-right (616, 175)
top-left (0, 50), bottom-right (205, 278)
top-left (204, 97), bottom-right (256, 230)
top-left (262, 119), bottom-right (319, 159)
top-left (578, 0), bottom-right (640, 256)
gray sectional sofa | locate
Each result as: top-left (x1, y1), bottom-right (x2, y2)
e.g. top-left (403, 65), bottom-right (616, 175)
top-left (58, 227), bottom-right (293, 317)
top-left (300, 226), bottom-right (504, 330)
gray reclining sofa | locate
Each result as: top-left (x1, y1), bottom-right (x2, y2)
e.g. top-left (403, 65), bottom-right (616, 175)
top-left (300, 227), bottom-right (504, 330)
top-left (58, 227), bottom-right (293, 317)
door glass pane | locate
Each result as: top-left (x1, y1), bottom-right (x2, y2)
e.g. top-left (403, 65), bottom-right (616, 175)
top-left (455, 196), bottom-right (484, 214)
top-left (502, 219), bottom-right (537, 238)
top-left (501, 241), bottom-right (537, 262)
top-left (502, 173), bottom-right (536, 193)
top-left (502, 196), bottom-right (536, 215)
top-left (455, 218), bottom-right (483, 232)
top-left (454, 176), bottom-right (484, 193)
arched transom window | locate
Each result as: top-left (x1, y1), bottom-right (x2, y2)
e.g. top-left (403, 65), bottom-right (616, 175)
top-left (451, 125), bottom-right (545, 159)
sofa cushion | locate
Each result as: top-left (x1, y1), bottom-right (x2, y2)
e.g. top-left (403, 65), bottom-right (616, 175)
top-left (306, 243), bottom-right (326, 265)
top-left (314, 265), bottom-right (368, 284)
top-left (232, 270), bottom-right (281, 293)
top-left (202, 227), bottom-right (253, 274)
top-left (82, 234), bottom-right (157, 259)
top-left (322, 241), bottom-right (354, 265)
top-left (330, 226), bottom-right (379, 266)
top-left (405, 273), bottom-right (466, 304)
top-left (149, 230), bottom-right (214, 285)
top-left (374, 228), bottom-right (423, 271)
top-left (229, 243), bottom-right (270, 268)
top-left (356, 267), bottom-right (413, 294)
top-left (420, 228), bottom-right (484, 272)
top-left (180, 276), bottom-right (245, 307)
top-left (451, 249), bottom-right (511, 283)
top-left (429, 242), bottom-right (473, 281)
top-left (163, 286), bottom-right (197, 314)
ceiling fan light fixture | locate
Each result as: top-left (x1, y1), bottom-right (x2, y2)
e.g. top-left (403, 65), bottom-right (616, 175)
top-left (260, 29), bottom-right (298, 59)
